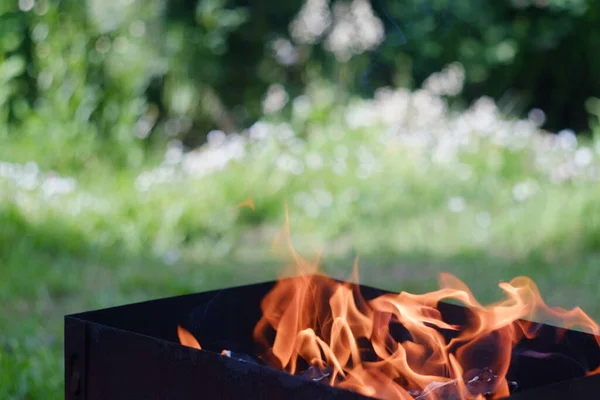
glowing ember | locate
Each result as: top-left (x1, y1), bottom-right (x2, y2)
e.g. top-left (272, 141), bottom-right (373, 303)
top-left (177, 212), bottom-right (600, 399)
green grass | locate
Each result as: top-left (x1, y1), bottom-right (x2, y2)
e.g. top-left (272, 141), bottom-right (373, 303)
top-left (2, 84), bottom-right (600, 398)
top-left (2, 236), bottom-right (600, 398)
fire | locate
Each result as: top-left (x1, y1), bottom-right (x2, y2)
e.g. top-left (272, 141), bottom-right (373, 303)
top-left (177, 325), bottom-right (201, 350)
top-left (177, 209), bottom-right (600, 399)
top-left (250, 270), bottom-right (600, 399)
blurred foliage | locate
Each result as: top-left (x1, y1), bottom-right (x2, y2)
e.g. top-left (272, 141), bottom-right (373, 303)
top-left (341, 0), bottom-right (600, 133)
top-left (1, 0), bottom-right (599, 166)
top-left (2, 75), bottom-right (600, 399)
top-left (0, 0), bottom-right (166, 169)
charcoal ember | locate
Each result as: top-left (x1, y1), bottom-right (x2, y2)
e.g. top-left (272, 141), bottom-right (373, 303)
top-left (414, 380), bottom-right (461, 400)
top-left (220, 349), bottom-right (261, 365)
top-left (414, 369), bottom-right (518, 400)
top-left (300, 365), bottom-right (340, 383)
top-left (465, 367), bottom-right (496, 396)
top-left (464, 367), bottom-right (518, 396)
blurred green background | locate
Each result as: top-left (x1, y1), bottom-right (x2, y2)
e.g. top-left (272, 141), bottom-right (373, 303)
top-left (1, 0), bottom-right (600, 398)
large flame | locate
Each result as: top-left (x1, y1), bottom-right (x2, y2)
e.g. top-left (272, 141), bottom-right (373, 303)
top-left (178, 209), bottom-right (600, 399)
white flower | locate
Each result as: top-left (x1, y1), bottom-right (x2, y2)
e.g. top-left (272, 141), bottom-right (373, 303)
top-left (345, 102), bottom-right (378, 128)
top-left (528, 108), bottom-right (546, 127)
top-left (512, 179), bottom-right (539, 202)
top-left (276, 154), bottom-right (304, 175)
top-left (289, 0), bottom-right (332, 44)
top-left (305, 152), bottom-right (324, 170)
top-left (476, 211), bottom-right (492, 228)
top-left (313, 188), bottom-right (333, 207)
top-left (423, 62), bottom-right (465, 97)
top-left (40, 176), bottom-right (77, 198)
top-left (262, 84), bottom-right (289, 115)
top-left (448, 197), bottom-right (466, 213)
top-left (248, 121), bottom-right (272, 141)
top-left (272, 38), bottom-right (299, 66)
top-left (574, 147), bottom-right (593, 168)
top-left (556, 129), bottom-right (577, 151)
top-left (324, 0), bottom-right (384, 61)
top-left (292, 95), bottom-right (312, 120)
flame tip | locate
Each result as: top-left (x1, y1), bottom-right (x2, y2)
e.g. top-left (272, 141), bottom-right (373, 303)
top-left (177, 325), bottom-right (202, 350)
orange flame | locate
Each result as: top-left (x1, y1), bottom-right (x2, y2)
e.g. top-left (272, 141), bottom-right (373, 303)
top-left (177, 325), bottom-right (201, 350)
top-left (236, 197), bottom-right (255, 211)
top-left (178, 211), bottom-right (600, 399)
top-left (251, 269), bottom-right (600, 399)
